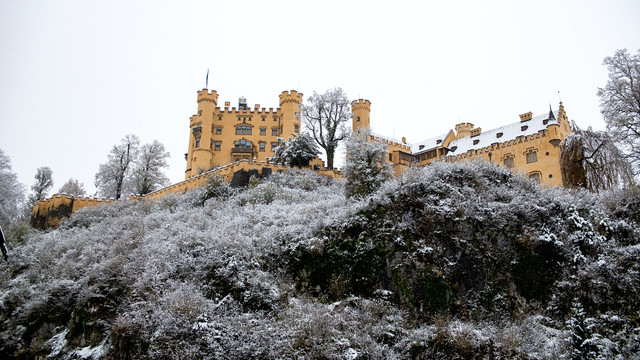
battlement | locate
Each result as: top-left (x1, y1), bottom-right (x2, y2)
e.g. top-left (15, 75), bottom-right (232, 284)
top-left (217, 106), bottom-right (279, 115)
top-left (351, 99), bottom-right (371, 110)
top-left (455, 123), bottom-right (476, 139)
top-left (447, 128), bottom-right (548, 162)
top-left (197, 89), bottom-right (219, 105)
top-left (279, 90), bottom-right (303, 106)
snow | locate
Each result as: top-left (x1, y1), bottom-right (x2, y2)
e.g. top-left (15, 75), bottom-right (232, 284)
top-left (446, 109), bottom-right (559, 156)
top-left (410, 131), bottom-right (453, 154)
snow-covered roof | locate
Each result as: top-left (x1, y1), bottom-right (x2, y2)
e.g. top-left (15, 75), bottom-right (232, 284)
top-left (411, 131), bottom-right (452, 154)
top-left (446, 110), bottom-right (558, 156)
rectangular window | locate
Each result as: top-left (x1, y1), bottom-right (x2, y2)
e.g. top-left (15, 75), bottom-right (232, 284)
top-left (389, 153), bottom-right (393, 161)
top-left (214, 141), bottom-right (221, 151)
top-left (259, 142), bottom-right (266, 152)
top-left (526, 150), bottom-right (538, 163)
top-left (272, 128), bottom-right (278, 136)
top-left (294, 124), bottom-right (299, 133)
top-left (504, 156), bottom-right (514, 168)
top-left (194, 137), bottom-right (200, 148)
top-left (210, 139), bottom-right (214, 149)
top-left (236, 126), bottom-right (252, 135)
top-left (271, 142), bottom-right (278, 151)
top-left (260, 128), bottom-right (266, 136)
top-left (216, 127), bottom-right (222, 135)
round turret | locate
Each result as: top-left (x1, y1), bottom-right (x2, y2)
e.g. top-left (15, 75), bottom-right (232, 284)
top-left (351, 99), bottom-right (371, 131)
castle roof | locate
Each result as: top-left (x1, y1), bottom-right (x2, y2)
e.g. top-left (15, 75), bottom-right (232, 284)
top-left (445, 109), bottom-right (559, 156)
top-left (411, 131), bottom-right (453, 154)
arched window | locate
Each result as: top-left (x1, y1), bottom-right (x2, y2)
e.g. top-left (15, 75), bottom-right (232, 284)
top-left (528, 172), bottom-right (541, 184)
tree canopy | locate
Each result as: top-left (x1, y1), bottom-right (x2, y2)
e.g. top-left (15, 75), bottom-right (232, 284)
top-left (270, 133), bottom-right (320, 168)
top-left (343, 128), bottom-right (392, 198)
top-left (597, 48), bottom-right (640, 174)
top-left (302, 88), bottom-right (351, 169)
top-left (95, 135), bottom-right (171, 198)
top-left (0, 149), bottom-right (25, 228)
top-left (561, 123), bottom-right (634, 191)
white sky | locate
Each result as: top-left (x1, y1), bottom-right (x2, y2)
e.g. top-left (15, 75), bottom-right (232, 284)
top-left (1, 0), bottom-right (639, 196)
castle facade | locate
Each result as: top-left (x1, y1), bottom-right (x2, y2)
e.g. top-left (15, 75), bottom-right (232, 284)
top-left (351, 99), bottom-right (572, 187)
top-left (185, 89), bottom-right (304, 178)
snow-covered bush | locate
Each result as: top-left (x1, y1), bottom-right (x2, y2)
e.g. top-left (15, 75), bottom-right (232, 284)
top-left (1, 163), bottom-right (638, 358)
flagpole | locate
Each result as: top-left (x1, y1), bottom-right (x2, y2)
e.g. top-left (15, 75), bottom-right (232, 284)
top-left (206, 69), bottom-right (209, 89)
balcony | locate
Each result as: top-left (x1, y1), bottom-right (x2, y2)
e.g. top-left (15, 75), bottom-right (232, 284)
top-left (231, 146), bottom-right (253, 154)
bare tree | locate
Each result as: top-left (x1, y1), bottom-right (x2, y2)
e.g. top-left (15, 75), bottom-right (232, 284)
top-left (0, 149), bottom-right (25, 227)
top-left (58, 178), bottom-right (86, 197)
top-left (302, 88), bottom-right (351, 169)
top-left (561, 123), bottom-right (634, 191)
top-left (130, 140), bottom-right (170, 195)
top-left (30, 167), bottom-right (53, 201)
top-left (597, 48), bottom-right (640, 174)
top-left (95, 134), bottom-right (140, 199)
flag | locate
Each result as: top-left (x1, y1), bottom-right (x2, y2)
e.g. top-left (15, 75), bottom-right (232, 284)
top-left (206, 69), bottom-right (209, 89)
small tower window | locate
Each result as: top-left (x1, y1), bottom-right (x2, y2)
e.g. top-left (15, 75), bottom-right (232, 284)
top-left (194, 137), bottom-right (201, 148)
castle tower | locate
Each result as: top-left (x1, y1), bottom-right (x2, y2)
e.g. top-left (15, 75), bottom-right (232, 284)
top-left (454, 123), bottom-right (474, 139)
top-left (278, 90), bottom-right (303, 137)
top-left (185, 88), bottom-right (219, 178)
top-left (351, 99), bottom-right (371, 131)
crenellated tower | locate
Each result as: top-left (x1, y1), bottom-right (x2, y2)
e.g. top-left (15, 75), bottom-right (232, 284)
top-left (278, 90), bottom-right (303, 138)
top-left (185, 89), bottom-right (219, 178)
top-left (351, 99), bottom-right (371, 131)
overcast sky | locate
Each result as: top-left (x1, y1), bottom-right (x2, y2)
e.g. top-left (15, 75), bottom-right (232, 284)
top-left (1, 0), bottom-right (639, 197)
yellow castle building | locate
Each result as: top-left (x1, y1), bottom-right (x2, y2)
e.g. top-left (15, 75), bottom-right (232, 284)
top-left (351, 99), bottom-right (573, 187)
top-left (33, 85), bottom-right (573, 228)
top-left (185, 88), bottom-right (305, 178)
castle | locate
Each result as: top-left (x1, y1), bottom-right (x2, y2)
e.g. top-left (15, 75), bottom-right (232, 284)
top-left (351, 98), bottom-right (572, 187)
top-left (184, 89), bottom-right (323, 178)
top-left (32, 85), bottom-right (572, 228)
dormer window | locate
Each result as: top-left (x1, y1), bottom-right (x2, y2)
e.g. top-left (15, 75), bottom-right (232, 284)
top-left (496, 132), bottom-right (503, 138)
top-left (473, 139), bottom-right (479, 145)
top-left (419, 145), bottom-right (425, 150)
top-left (436, 139), bottom-right (442, 144)
top-left (521, 125), bottom-right (528, 131)
top-left (450, 146), bottom-right (457, 152)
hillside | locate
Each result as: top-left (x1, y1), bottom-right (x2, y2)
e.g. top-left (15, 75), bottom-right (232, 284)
top-left (1, 162), bottom-right (639, 359)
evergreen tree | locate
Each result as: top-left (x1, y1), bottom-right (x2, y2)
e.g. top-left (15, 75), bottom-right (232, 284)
top-left (343, 128), bottom-right (392, 198)
top-left (271, 133), bottom-right (320, 168)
